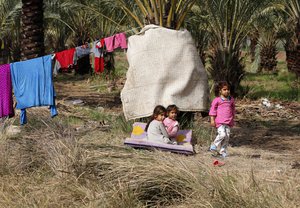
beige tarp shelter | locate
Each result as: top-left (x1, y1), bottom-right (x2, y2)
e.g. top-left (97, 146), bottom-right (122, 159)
top-left (121, 25), bottom-right (209, 120)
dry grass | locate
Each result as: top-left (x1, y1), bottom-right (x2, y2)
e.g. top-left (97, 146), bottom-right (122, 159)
top-left (0, 98), bottom-right (299, 207)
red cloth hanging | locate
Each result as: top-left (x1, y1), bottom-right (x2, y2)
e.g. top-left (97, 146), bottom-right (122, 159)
top-left (94, 39), bottom-right (105, 73)
top-left (55, 48), bottom-right (76, 68)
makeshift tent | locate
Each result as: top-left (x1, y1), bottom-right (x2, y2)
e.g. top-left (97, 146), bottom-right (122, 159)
top-left (121, 25), bottom-right (209, 120)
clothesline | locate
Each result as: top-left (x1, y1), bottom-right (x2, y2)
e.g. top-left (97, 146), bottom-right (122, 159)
top-left (53, 25), bottom-right (142, 56)
top-left (2, 26), bottom-right (143, 66)
top-left (52, 25), bottom-right (142, 60)
top-left (54, 31), bottom-right (128, 75)
top-left (53, 31), bottom-right (128, 56)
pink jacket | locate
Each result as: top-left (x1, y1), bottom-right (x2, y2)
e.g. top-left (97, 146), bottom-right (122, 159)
top-left (163, 117), bottom-right (179, 137)
top-left (209, 96), bottom-right (235, 128)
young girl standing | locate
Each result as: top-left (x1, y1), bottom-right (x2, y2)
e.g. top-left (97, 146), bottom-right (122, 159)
top-left (146, 105), bottom-right (176, 145)
top-left (163, 105), bottom-right (179, 138)
top-left (209, 81), bottom-right (235, 157)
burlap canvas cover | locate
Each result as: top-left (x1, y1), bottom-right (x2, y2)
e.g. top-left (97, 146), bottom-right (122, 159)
top-left (121, 25), bottom-right (209, 120)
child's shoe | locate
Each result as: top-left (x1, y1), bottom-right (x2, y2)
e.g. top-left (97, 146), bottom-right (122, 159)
top-left (210, 144), bottom-right (218, 157)
top-left (221, 152), bottom-right (227, 158)
top-left (210, 144), bottom-right (217, 152)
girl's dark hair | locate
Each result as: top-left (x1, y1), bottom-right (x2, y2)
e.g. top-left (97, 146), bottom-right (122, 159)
top-left (214, 81), bottom-right (230, 97)
top-left (145, 105), bottom-right (167, 131)
top-left (166, 104), bottom-right (179, 113)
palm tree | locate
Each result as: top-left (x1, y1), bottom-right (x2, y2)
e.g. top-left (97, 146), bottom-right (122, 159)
top-left (258, 32), bottom-right (279, 72)
top-left (0, 0), bottom-right (22, 63)
top-left (248, 29), bottom-right (259, 63)
top-left (20, 0), bottom-right (45, 60)
top-left (277, 0), bottom-right (300, 77)
top-left (256, 13), bottom-right (282, 72)
top-left (186, 5), bottom-right (211, 65)
top-left (197, 0), bottom-right (271, 95)
top-left (43, 0), bottom-right (75, 52)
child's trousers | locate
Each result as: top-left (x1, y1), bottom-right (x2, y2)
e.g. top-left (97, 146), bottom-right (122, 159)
top-left (213, 125), bottom-right (231, 154)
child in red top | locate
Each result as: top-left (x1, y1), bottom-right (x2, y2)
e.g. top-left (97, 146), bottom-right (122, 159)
top-left (209, 81), bottom-right (235, 157)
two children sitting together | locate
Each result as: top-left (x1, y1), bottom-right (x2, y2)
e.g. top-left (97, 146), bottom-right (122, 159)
top-left (145, 105), bottom-right (180, 145)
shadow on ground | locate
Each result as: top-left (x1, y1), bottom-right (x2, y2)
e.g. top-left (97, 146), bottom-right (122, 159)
top-left (231, 119), bottom-right (300, 152)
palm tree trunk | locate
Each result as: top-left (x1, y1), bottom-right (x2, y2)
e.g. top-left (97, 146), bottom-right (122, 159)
top-left (259, 43), bottom-right (277, 72)
top-left (285, 20), bottom-right (300, 77)
top-left (21, 0), bottom-right (44, 60)
top-left (249, 31), bottom-right (259, 63)
top-left (285, 46), bottom-right (300, 77)
top-left (208, 48), bottom-right (244, 97)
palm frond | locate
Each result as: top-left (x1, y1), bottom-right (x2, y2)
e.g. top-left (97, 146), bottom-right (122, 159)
top-left (116, 0), bottom-right (196, 29)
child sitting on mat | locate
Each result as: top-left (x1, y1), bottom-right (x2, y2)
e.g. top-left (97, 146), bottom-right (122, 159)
top-left (145, 105), bottom-right (177, 145)
top-left (163, 104), bottom-right (180, 143)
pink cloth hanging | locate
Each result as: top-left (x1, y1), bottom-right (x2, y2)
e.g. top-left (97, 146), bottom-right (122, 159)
top-left (104, 33), bottom-right (127, 52)
top-left (115, 33), bottom-right (127, 50)
top-left (0, 64), bottom-right (14, 118)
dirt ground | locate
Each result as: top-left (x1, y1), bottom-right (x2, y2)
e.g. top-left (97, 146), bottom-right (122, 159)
top-left (54, 73), bottom-right (300, 166)
top-left (233, 100), bottom-right (300, 153)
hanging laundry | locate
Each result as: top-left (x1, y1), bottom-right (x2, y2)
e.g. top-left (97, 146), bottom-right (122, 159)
top-left (55, 48), bottom-right (76, 68)
top-left (10, 55), bottom-right (58, 125)
top-left (91, 39), bottom-right (105, 73)
top-left (115, 33), bottom-right (127, 50)
top-left (0, 64), bottom-right (14, 118)
top-left (54, 48), bottom-right (76, 75)
top-left (104, 33), bottom-right (127, 52)
top-left (75, 43), bottom-right (91, 60)
top-left (73, 44), bottom-right (92, 75)
top-left (103, 36), bottom-right (114, 52)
